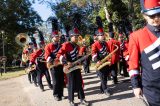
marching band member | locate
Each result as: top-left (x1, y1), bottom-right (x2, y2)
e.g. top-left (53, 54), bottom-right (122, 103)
top-left (119, 34), bottom-right (129, 77)
top-left (22, 43), bottom-right (34, 83)
top-left (57, 28), bottom-right (89, 106)
top-left (107, 32), bottom-right (120, 84)
top-left (129, 0), bottom-right (160, 105)
top-left (79, 39), bottom-right (90, 74)
top-left (44, 18), bottom-right (64, 101)
top-left (91, 16), bottom-right (111, 96)
top-left (29, 31), bottom-right (52, 92)
top-left (23, 34), bottom-right (38, 85)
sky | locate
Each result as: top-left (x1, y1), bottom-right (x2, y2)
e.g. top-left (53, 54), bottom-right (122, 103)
top-left (31, 0), bottom-right (54, 21)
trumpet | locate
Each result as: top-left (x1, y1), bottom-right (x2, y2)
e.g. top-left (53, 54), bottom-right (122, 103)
top-left (95, 44), bottom-right (119, 71)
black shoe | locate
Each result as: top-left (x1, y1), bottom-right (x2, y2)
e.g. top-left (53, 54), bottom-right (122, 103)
top-left (99, 90), bottom-right (104, 94)
top-left (113, 81), bottom-right (118, 84)
top-left (54, 96), bottom-right (61, 101)
top-left (80, 100), bottom-right (89, 106)
top-left (40, 87), bottom-right (44, 92)
top-left (70, 101), bottom-right (75, 106)
top-left (104, 89), bottom-right (111, 97)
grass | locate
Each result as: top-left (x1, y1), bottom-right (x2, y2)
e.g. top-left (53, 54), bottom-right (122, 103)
top-left (0, 68), bottom-right (26, 80)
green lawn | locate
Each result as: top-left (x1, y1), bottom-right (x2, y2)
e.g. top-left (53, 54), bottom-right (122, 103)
top-left (0, 68), bottom-right (26, 80)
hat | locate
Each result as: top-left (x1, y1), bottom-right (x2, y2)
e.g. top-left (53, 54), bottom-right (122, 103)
top-left (95, 28), bottom-right (104, 36)
top-left (141, 0), bottom-right (160, 16)
top-left (51, 17), bottom-right (59, 37)
top-left (52, 31), bottom-right (59, 37)
top-left (69, 28), bottom-right (79, 37)
top-left (95, 16), bottom-right (104, 36)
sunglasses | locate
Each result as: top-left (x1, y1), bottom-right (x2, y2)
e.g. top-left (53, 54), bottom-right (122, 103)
top-left (148, 13), bottom-right (160, 19)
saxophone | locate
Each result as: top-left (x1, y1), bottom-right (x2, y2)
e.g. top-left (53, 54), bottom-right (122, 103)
top-left (47, 58), bottom-right (62, 69)
top-left (63, 53), bottom-right (91, 74)
top-left (95, 44), bottom-right (119, 71)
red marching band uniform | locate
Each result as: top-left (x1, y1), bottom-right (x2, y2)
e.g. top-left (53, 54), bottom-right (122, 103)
top-left (44, 17), bottom-right (64, 101)
top-left (107, 33), bottom-right (120, 84)
top-left (129, 26), bottom-right (160, 105)
top-left (119, 34), bottom-right (129, 77)
top-left (29, 31), bottom-right (52, 92)
top-left (57, 27), bottom-right (88, 105)
top-left (79, 43), bottom-right (90, 74)
top-left (91, 16), bottom-right (111, 96)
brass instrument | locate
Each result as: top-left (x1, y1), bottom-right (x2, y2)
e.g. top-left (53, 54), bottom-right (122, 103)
top-left (25, 64), bottom-right (36, 74)
top-left (95, 44), bottom-right (119, 71)
top-left (47, 61), bottom-right (62, 69)
top-left (15, 33), bottom-right (29, 46)
top-left (47, 58), bottom-right (62, 69)
top-left (16, 33), bottom-right (30, 63)
top-left (63, 53), bottom-right (91, 74)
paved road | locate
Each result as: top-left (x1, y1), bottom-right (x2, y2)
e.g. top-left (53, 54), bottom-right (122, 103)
top-left (0, 70), bottom-right (147, 106)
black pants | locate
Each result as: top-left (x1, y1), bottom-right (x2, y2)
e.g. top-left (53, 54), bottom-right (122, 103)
top-left (110, 63), bottom-right (118, 83)
top-left (82, 58), bottom-right (90, 73)
top-left (28, 70), bottom-right (37, 84)
top-left (50, 65), bottom-right (64, 98)
top-left (97, 66), bottom-right (110, 93)
top-left (67, 69), bottom-right (85, 102)
top-left (119, 59), bottom-right (129, 77)
top-left (37, 68), bottom-right (52, 89)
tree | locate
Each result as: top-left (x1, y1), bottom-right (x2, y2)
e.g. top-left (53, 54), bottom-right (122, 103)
top-left (0, 0), bottom-right (43, 65)
top-left (40, 0), bottom-right (145, 36)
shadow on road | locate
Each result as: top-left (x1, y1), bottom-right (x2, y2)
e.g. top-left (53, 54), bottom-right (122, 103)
top-left (82, 71), bottom-right (134, 104)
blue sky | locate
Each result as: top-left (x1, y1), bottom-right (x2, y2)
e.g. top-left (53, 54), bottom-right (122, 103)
top-left (31, 0), bottom-right (55, 21)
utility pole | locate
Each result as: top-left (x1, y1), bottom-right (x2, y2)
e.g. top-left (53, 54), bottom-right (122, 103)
top-left (1, 30), bottom-right (6, 73)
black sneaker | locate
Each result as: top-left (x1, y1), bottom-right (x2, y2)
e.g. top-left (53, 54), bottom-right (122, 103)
top-left (80, 100), bottom-right (89, 106)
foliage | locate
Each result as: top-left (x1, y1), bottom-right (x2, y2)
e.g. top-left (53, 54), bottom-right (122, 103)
top-left (0, 0), bottom-right (42, 64)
